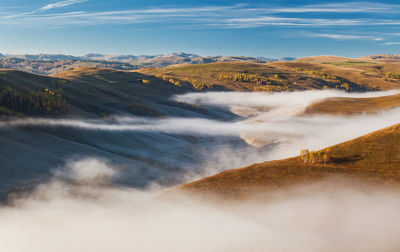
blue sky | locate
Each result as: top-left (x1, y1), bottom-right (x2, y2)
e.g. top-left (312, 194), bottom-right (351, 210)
top-left (0, 0), bottom-right (400, 58)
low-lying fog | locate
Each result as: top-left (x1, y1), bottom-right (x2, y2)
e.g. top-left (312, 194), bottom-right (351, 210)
top-left (2, 89), bottom-right (399, 177)
top-left (2, 159), bottom-right (400, 252)
top-left (1, 89), bottom-right (400, 251)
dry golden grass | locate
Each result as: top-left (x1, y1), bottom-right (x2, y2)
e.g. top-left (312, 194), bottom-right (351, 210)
top-left (137, 60), bottom-right (400, 92)
top-left (294, 55), bottom-right (352, 63)
top-left (178, 124), bottom-right (400, 199)
top-left (305, 93), bottom-right (400, 115)
top-left (269, 61), bottom-right (400, 90)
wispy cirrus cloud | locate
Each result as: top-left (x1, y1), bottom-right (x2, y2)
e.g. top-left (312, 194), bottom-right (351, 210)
top-left (222, 17), bottom-right (370, 28)
top-left (268, 2), bottom-right (400, 13)
top-left (39, 0), bottom-right (89, 11)
top-left (309, 33), bottom-right (383, 41)
top-left (1, 2), bottom-right (400, 34)
top-left (381, 42), bottom-right (400, 46)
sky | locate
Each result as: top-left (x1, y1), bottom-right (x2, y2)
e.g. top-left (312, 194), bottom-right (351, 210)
top-left (0, 0), bottom-right (400, 58)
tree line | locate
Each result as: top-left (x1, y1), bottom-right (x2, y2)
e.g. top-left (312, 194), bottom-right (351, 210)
top-left (384, 72), bottom-right (400, 80)
top-left (294, 68), bottom-right (361, 91)
top-left (217, 72), bottom-right (280, 86)
top-left (0, 86), bottom-right (70, 116)
top-left (155, 74), bottom-right (224, 91)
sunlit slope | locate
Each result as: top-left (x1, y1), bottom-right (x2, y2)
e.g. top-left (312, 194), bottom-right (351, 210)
top-left (137, 61), bottom-right (400, 92)
top-left (305, 93), bottom-right (400, 115)
top-left (179, 124), bottom-right (400, 199)
top-left (0, 69), bottom-right (66, 93)
top-left (296, 54), bottom-right (400, 64)
top-left (274, 55), bottom-right (400, 90)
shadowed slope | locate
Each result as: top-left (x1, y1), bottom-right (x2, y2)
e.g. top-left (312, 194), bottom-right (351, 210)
top-left (0, 68), bottom-right (236, 197)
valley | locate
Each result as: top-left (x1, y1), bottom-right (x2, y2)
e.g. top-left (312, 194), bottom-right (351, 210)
top-left (1, 57), bottom-right (400, 200)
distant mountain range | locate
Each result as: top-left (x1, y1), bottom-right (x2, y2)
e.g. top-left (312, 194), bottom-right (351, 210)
top-left (0, 52), bottom-right (296, 75)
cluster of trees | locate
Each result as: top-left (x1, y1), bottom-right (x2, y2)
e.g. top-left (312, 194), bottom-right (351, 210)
top-left (253, 85), bottom-right (287, 92)
top-left (155, 74), bottom-right (193, 89)
top-left (217, 72), bottom-right (279, 86)
top-left (155, 74), bottom-right (223, 91)
top-left (182, 77), bottom-right (214, 90)
top-left (300, 148), bottom-right (331, 164)
top-left (175, 101), bottom-right (208, 114)
top-left (294, 68), bottom-right (360, 91)
top-left (384, 72), bottom-right (400, 80)
top-left (127, 103), bottom-right (162, 117)
top-left (0, 86), bottom-right (70, 116)
top-left (295, 68), bottom-right (340, 82)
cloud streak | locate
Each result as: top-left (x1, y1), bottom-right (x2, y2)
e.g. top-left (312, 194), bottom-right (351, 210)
top-left (381, 42), bottom-right (400, 46)
top-left (39, 0), bottom-right (89, 11)
top-left (309, 33), bottom-right (383, 41)
top-left (268, 2), bottom-right (400, 13)
top-left (1, 2), bottom-right (400, 31)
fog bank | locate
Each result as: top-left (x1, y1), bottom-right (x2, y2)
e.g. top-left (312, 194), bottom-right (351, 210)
top-left (2, 159), bottom-right (400, 252)
top-left (2, 89), bottom-right (400, 181)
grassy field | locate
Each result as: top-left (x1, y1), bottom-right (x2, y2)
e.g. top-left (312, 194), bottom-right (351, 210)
top-left (136, 61), bottom-right (380, 92)
top-left (0, 67), bottom-right (202, 118)
top-left (305, 93), bottom-right (400, 115)
top-left (270, 61), bottom-right (400, 91)
top-left (327, 61), bottom-right (376, 67)
top-left (178, 123), bottom-right (400, 199)
top-left (2, 64), bottom-right (400, 118)
top-left (137, 59), bottom-right (400, 92)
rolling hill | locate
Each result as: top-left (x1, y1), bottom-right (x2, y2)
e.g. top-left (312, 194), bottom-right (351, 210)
top-left (1, 63), bottom-right (400, 200)
top-left (305, 93), bottom-right (400, 115)
top-left (0, 52), bottom-right (279, 75)
top-left (178, 123), bottom-right (400, 199)
top-left (137, 60), bottom-right (400, 92)
top-left (0, 67), bottom-right (213, 118)
top-left (0, 68), bottom-right (238, 197)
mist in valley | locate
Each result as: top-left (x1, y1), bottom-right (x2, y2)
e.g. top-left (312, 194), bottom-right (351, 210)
top-left (2, 89), bottom-right (399, 178)
top-left (2, 158), bottom-right (400, 252)
top-left (1, 90), bottom-right (400, 251)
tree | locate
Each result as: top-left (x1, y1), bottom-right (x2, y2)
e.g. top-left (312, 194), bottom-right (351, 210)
top-left (309, 151), bottom-right (316, 164)
top-left (322, 153), bottom-right (329, 164)
top-left (300, 149), bottom-right (309, 163)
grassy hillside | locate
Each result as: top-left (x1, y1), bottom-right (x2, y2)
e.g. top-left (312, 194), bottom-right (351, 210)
top-left (0, 67), bottom-right (237, 197)
top-left (269, 61), bottom-right (400, 91)
top-left (178, 124), bottom-right (400, 199)
top-left (0, 67), bottom-right (215, 118)
top-left (2, 65), bottom-right (400, 118)
top-left (137, 60), bottom-right (400, 92)
top-left (305, 93), bottom-right (400, 115)
top-left (296, 54), bottom-right (400, 64)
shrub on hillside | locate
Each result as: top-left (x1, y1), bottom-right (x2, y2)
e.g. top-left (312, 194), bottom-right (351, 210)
top-left (127, 103), bottom-right (162, 117)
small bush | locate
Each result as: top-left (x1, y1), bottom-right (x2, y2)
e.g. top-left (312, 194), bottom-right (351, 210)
top-left (127, 103), bottom-right (162, 117)
top-left (175, 101), bottom-right (208, 114)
